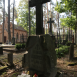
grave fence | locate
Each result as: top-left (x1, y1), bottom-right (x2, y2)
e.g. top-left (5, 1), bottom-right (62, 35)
top-left (20, 36), bottom-right (28, 43)
top-left (16, 36), bottom-right (28, 44)
top-left (55, 34), bottom-right (73, 43)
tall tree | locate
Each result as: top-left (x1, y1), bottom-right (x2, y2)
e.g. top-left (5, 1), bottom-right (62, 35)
top-left (8, 0), bottom-right (11, 43)
top-left (0, 0), bottom-right (3, 24)
top-left (2, 0), bottom-right (5, 43)
top-left (16, 0), bottom-right (36, 35)
top-left (55, 0), bottom-right (77, 42)
top-left (55, 0), bottom-right (76, 29)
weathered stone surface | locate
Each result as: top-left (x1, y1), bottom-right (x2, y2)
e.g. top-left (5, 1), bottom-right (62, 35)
top-left (25, 34), bottom-right (57, 77)
top-left (8, 53), bottom-right (13, 66)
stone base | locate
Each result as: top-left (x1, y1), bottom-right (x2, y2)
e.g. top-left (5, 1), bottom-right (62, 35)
top-left (25, 34), bottom-right (57, 77)
top-left (27, 67), bottom-right (57, 77)
top-left (44, 67), bottom-right (57, 77)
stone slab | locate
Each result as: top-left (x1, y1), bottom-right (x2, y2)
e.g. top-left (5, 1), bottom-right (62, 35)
top-left (25, 34), bottom-right (57, 77)
top-left (0, 44), bottom-right (15, 48)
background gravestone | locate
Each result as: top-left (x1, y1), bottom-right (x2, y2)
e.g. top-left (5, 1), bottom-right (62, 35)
top-left (69, 44), bottom-right (74, 60)
top-left (25, 34), bottom-right (57, 77)
top-left (0, 47), bottom-right (3, 55)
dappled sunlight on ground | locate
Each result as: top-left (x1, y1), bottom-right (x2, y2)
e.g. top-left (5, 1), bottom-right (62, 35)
top-left (56, 46), bottom-right (77, 77)
top-left (1, 46), bottom-right (77, 77)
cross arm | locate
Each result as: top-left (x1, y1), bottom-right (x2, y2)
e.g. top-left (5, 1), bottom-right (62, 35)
top-left (29, 0), bottom-right (50, 7)
top-left (47, 21), bottom-right (54, 23)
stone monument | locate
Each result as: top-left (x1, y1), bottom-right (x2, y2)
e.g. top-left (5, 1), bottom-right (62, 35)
top-left (24, 34), bottom-right (57, 77)
top-left (23, 0), bottom-right (57, 77)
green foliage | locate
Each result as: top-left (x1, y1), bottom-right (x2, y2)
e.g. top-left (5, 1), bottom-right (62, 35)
top-left (1, 72), bottom-right (7, 77)
top-left (21, 43), bottom-right (26, 49)
top-left (15, 44), bottom-right (21, 50)
top-left (55, 45), bottom-right (69, 58)
top-left (55, 2), bottom-right (66, 13)
top-left (60, 15), bottom-right (76, 30)
top-left (55, 0), bottom-right (77, 31)
top-left (57, 44), bottom-right (63, 48)
top-left (66, 41), bottom-right (72, 46)
top-left (55, 0), bottom-right (77, 15)
top-left (15, 43), bottom-right (26, 50)
top-left (11, 72), bottom-right (20, 77)
top-left (16, 0), bottom-right (36, 35)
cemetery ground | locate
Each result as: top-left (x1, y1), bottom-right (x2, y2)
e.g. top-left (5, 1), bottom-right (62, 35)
top-left (0, 46), bottom-right (77, 77)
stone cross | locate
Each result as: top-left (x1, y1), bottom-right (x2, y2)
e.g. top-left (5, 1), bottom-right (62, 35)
top-left (47, 18), bottom-right (54, 34)
top-left (29, 0), bottom-right (50, 35)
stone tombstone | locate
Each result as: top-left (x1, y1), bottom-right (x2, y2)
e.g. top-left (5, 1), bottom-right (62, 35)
top-left (8, 53), bottom-right (13, 66)
top-left (69, 44), bottom-right (74, 60)
top-left (0, 47), bottom-right (3, 55)
top-left (25, 34), bottom-right (57, 77)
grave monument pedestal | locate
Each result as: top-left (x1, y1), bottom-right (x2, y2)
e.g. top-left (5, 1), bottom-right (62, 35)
top-left (24, 34), bottom-right (57, 77)
top-left (27, 0), bottom-right (57, 76)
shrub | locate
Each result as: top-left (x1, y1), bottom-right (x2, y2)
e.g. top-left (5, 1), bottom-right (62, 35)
top-left (15, 44), bottom-right (21, 50)
top-left (57, 44), bottom-right (63, 47)
top-left (21, 43), bottom-right (26, 49)
top-left (66, 41), bottom-right (72, 46)
top-left (55, 45), bottom-right (69, 58)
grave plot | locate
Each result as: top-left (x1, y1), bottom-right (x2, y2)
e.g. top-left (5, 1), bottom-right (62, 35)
top-left (0, 54), bottom-right (8, 75)
top-left (0, 51), bottom-right (24, 76)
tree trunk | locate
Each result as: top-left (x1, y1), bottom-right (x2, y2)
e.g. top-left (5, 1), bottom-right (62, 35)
top-left (46, 3), bottom-right (49, 34)
top-left (8, 0), bottom-right (11, 43)
top-left (2, 0), bottom-right (5, 44)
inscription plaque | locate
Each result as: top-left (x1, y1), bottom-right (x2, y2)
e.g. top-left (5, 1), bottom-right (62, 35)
top-left (26, 35), bottom-right (57, 77)
top-left (29, 43), bottom-right (43, 71)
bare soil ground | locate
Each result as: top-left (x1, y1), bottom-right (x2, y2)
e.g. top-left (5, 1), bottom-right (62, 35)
top-left (56, 46), bottom-right (77, 77)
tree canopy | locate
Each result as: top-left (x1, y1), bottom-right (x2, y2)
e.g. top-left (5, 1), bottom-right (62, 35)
top-left (55, 0), bottom-right (77, 30)
top-left (60, 15), bottom-right (76, 30)
top-left (55, 0), bottom-right (77, 14)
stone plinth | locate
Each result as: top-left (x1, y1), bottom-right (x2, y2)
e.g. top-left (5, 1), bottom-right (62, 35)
top-left (24, 34), bottom-right (57, 77)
